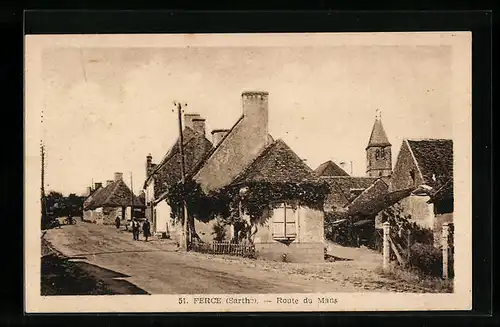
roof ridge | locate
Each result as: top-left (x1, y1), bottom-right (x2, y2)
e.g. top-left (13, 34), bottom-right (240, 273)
top-left (406, 138), bottom-right (453, 142)
top-left (146, 129), bottom-right (210, 183)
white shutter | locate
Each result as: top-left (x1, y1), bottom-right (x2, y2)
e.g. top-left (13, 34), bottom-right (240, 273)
top-left (285, 206), bottom-right (297, 238)
top-left (272, 205), bottom-right (286, 239)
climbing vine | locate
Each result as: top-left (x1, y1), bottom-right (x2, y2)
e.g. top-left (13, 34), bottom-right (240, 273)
top-left (165, 179), bottom-right (330, 241)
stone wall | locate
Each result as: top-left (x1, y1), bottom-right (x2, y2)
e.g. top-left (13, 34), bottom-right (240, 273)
top-left (390, 140), bottom-right (424, 192)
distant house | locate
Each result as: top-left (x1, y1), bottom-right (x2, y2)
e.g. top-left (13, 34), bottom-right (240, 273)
top-left (390, 138), bottom-right (454, 246)
top-left (191, 91), bottom-right (327, 263)
top-left (83, 172), bottom-right (143, 225)
top-left (143, 114), bottom-right (213, 240)
top-left (314, 160), bottom-right (350, 177)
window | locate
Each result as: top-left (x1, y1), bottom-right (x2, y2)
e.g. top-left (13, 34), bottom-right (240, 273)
top-left (272, 203), bottom-right (297, 241)
top-left (380, 148), bottom-right (386, 159)
top-left (375, 149), bottom-right (380, 160)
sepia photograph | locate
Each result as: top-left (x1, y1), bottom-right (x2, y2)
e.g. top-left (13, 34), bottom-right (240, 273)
top-left (24, 32), bottom-right (472, 312)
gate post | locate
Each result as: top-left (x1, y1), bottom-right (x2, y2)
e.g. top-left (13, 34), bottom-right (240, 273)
top-left (383, 222), bottom-right (390, 271)
top-left (442, 222), bottom-right (450, 279)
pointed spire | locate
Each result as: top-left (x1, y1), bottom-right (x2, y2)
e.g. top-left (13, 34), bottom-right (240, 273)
top-left (366, 110), bottom-right (391, 149)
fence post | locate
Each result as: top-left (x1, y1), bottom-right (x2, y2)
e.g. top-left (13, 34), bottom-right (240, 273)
top-left (442, 223), bottom-right (450, 279)
top-left (407, 229), bottom-right (412, 265)
top-left (383, 222), bottom-right (390, 271)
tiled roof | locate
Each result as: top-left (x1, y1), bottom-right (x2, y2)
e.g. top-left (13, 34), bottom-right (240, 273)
top-left (367, 118), bottom-right (391, 149)
top-left (314, 160), bottom-right (350, 177)
top-left (321, 176), bottom-right (378, 210)
top-left (85, 179), bottom-right (142, 210)
top-left (152, 134), bottom-right (213, 199)
top-left (231, 139), bottom-right (318, 185)
top-left (407, 139), bottom-right (453, 191)
top-left (347, 187), bottom-right (415, 216)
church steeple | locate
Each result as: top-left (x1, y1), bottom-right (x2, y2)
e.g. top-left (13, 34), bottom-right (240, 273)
top-left (366, 110), bottom-right (392, 177)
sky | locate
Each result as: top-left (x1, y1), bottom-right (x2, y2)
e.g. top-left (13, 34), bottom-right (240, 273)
top-left (41, 41), bottom-right (453, 196)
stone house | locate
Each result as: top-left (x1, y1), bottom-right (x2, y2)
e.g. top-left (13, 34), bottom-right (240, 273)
top-left (190, 91), bottom-right (327, 263)
top-left (143, 114), bottom-right (213, 241)
top-left (83, 172), bottom-right (143, 225)
top-left (390, 138), bottom-right (454, 246)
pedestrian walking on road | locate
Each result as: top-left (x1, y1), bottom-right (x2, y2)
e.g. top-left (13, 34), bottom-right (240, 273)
top-left (131, 219), bottom-right (137, 241)
top-left (115, 216), bottom-right (121, 230)
top-left (142, 220), bottom-right (151, 242)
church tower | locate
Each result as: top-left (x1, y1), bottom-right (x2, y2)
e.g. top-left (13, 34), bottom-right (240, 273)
top-left (366, 110), bottom-right (392, 177)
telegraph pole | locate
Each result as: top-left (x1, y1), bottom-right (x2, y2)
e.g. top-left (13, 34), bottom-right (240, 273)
top-left (130, 172), bottom-right (134, 222)
top-left (41, 141), bottom-right (47, 227)
top-left (174, 101), bottom-right (190, 251)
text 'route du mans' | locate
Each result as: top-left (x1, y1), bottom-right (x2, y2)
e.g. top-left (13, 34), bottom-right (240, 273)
top-left (181, 297), bottom-right (338, 305)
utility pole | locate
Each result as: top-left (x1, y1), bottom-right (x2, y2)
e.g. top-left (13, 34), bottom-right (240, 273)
top-left (350, 161), bottom-right (353, 175)
top-left (130, 172), bottom-right (134, 222)
top-left (41, 140), bottom-right (47, 227)
top-left (174, 101), bottom-right (190, 251)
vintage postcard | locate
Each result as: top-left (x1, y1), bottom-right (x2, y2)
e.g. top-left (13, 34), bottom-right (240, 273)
top-left (25, 32), bottom-right (472, 312)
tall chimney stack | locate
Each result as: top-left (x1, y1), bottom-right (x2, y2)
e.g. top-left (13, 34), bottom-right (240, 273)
top-left (86, 186), bottom-right (92, 196)
top-left (114, 172), bottom-right (123, 181)
top-left (191, 118), bottom-right (206, 136)
top-left (211, 129), bottom-right (230, 146)
top-left (106, 180), bottom-right (114, 186)
top-left (94, 182), bottom-right (102, 190)
top-left (146, 154), bottom-right (153, 177)
top-left (183, 113), bottom-right (201, 130)
top-left (241, 91), bottom-right (269, 135)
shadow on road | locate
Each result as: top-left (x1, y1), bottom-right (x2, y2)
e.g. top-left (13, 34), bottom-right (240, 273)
top-left (41, 254), bottom-right (149, 296)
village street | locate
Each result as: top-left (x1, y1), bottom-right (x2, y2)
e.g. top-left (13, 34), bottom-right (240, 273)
top-left (42, 221), bottom-right (434, 295)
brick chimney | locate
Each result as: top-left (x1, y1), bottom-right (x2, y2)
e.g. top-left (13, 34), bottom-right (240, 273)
top-left (106, 180), bottom-right (114, 186)
top-left (146, 153), bottom-right (153, 177)
top-left (211, 129), bottom-right (230, 146)
top-left (114, 172), bottom-right (123, 181)
top-left (183, 113), bottom-right (201, 130)
top-left (94, 182), bottom-right (102, 190)
top-left (192, 118), bottom-right (206, 136)
top-left (241, 91), bottom-right (269, 135)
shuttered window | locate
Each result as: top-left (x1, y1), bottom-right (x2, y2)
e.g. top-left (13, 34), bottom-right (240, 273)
top-left (272, 203), bottom-right (297, 240)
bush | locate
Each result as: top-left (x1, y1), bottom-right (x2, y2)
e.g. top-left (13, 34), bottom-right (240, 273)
top-left (409, 243), bottom-right (442, 277)
top-left (211, 219), bottom-right (227, 242)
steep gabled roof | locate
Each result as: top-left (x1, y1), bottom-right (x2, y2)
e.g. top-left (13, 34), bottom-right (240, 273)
top-left (152, 134), bottom-right (213, 199)
top-left (366, 118), bottom-right (391, 149)
top-left (314, 160), bottom-right (350, 177)
top-left (321, 176), bottom-right (378, 210)
top-left (86, 179), bottom-right (142, 210)
top-left (406, 139), bottom-right (453, 190)
top-left (231, 139), bottom-right (317, 185)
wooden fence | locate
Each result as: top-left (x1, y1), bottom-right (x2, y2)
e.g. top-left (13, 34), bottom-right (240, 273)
top-left (382, 222), bottom-right (454, 280)
top-left (191, 240), bottom-right (256, 258)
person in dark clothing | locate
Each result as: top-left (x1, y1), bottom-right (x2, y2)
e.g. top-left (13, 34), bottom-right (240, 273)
top-left (115, 216), bottom-right (121, 230)
top-left (142, 220), bottom-right (151, 242)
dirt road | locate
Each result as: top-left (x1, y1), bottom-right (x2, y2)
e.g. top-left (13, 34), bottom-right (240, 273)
top-left (42, 221), bottom-right (428, 294)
